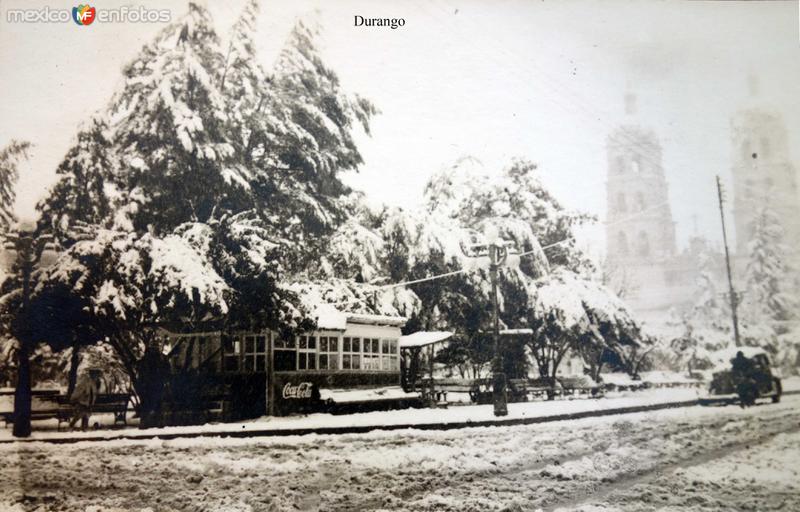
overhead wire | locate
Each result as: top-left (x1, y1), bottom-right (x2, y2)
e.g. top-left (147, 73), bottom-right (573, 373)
top-left (377, 199), bottom-right (671, 290)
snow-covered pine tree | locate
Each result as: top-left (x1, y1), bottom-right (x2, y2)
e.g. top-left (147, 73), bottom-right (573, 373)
top-left (107, 3), bottom-right (248, 233)
top-left (219, 0), bottom-right (265, 122)
top-left (219, 0), bottom-right (283, 168)
top-left (37, 119), bottom-right (116, 239)
top-left (272, 19), bottom-right (377, 239)
top-left (23, 3), bottom-right (391, 426)
top-left (743, 207), bottom-right (798, 336)
top-left (683, 248), bottom-right (735, 352)
top-left (218, 0), bottom-right (294, 209)
top-left (0, 140), bottom-right (30, 232)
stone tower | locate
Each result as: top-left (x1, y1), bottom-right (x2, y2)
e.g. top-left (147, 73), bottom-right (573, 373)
top-left (730, 107), bottom-right (800, 258)
top-left (606, 94), bottom-right (677, 267)
top-left (605, 94), bottom-right (685, 322)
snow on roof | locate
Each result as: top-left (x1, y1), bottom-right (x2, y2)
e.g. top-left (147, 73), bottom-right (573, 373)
top-left (346, 313), bottom-right (407, 327)
top-left (399, 331), bottom-right (454, 348)
top-left (498, 328), bottom-right (533, 335)
top-left (315, 309), bottom-right (348, 330)
top-left (288, 280), bottom-right (409, 331)
top-left (315, 310), bottom-right (407, 331)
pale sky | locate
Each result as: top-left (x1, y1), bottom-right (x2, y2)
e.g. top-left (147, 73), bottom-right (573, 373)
top-left (1, 0), bottom-right (799, 261)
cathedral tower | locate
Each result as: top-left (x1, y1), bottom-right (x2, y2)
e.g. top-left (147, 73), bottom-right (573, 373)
top-left (606, 94), bottom-right (677, 267)
top-left (730, 107), bottom-right (800, 258)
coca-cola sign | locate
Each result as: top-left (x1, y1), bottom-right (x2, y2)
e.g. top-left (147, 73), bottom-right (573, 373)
top-left (282, 382), bottom-right (313, 399)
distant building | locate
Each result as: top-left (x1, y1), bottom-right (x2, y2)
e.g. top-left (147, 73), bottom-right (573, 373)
top-left (730, 101), bottom-right (800, 268)
top-left (605, 94), bottom-right (724, 328)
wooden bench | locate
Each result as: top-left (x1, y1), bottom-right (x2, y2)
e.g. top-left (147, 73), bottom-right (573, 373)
top-left (1, 408), bottom-right (61, 425)
top-left (412, 377), bottom-right (602, 404)
top-left (558, 377), bottom-right (603, 398)
top-left (413, 379), bottom-right (478, 405)
top-left (2, 393), bottom-right (131, 430)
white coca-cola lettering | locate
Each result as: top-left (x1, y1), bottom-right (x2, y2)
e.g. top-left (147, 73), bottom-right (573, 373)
top-left (282, 382), bottom-right (313, 399)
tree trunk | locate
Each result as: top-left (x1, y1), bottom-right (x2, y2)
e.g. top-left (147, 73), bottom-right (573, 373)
top-left (67, 345), bottom-right (81, 397)
top-left (12, 341), bottom-right (32, 438)
top-left (539, 364), bottom-right (549, 380)
top-left (593, 361), bottom-right (604, 383)
top-left (134, 347), bottom-right (170, 429)
top-left (547, 361), bottom-right (561, 401)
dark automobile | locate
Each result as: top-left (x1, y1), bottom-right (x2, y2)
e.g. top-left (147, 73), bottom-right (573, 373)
top-left (708, 347), bottom-right (782, 404)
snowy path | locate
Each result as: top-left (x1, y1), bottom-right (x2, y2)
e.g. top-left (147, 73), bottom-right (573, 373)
top-left (0, 387), bottom-right (707, 443)
top-left (1, 396), bottom-right (798, 511)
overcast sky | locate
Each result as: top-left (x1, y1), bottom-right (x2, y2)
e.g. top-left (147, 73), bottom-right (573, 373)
top-left (1, 0), bottom-right (799, 260)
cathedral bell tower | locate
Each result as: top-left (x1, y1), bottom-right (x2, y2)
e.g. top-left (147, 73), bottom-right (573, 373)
top-left (606, 93), bottom-right (677, 267)
top-left (730, 78), bottom-right (800, 258)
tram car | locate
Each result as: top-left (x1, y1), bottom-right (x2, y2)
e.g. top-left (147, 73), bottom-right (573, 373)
top-left (161, 312), bottom-right (422, 423)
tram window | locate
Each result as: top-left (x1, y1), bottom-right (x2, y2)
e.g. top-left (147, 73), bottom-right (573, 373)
top-left (319, 336), bottom-right (339, 370)
top-left (343, 337), bottom-right (361, 370)
top-left (241, 335), bottom-right (267, 373)
top-left (274, 337), bottom-right (295, 349)
top-left (381, 339), bottom-right (399, 371)
top-left (363, 338), bottom-right (380, 370)
top-left (202, 336), bottom-right (219, 374)
top-left (298, 335), bottom-right (317, 371)
top-left (274, 350), bottom-right (297, 372)
top-left (255, 336), bottom-right (266, 372)
top-left (223, 335), bottom-right (240, 372)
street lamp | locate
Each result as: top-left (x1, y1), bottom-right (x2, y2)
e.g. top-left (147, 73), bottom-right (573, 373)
top-left (3, 222), bottom-right (57, 438)
top-left (460, 226), bottom-right (519, 417)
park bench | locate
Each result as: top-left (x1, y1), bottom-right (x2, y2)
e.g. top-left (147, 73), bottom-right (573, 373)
top-left (0, 389), bottom-right (60, 426)
top-left (2, 393), bottom-right (131, 430)
top-left (558, 376), bottom-right (603, 398)
top-left (508, 378), bottom-right (539, 401)
top-left (468, 378), bottom-right (542, 403)
top-left (411, 376), bottom-right (602, 404)
top-left (416, 378), bottom-right (463, 405)
top-left (56, 393), bottom-right (131, 430)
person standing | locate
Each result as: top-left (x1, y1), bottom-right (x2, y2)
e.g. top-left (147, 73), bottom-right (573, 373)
top-left (68, 370), bottom-right (100, 431)
top-left (731, 351), bottom-right (756, 408)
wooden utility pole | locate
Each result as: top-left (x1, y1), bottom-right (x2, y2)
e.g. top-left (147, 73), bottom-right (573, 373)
top-left (460, 228), bottom-right (516, 417)
top-left (716, 176), bottom-right (741, 347)
top-left (488, 243), bottom-right (508, 416)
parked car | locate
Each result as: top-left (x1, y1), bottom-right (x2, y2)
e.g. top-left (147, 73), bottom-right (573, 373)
top-left (708, 347), bottom-right (782, 403)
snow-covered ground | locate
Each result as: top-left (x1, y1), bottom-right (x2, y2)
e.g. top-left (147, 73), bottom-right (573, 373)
top-left (1, 394), bottom-right (798, 511)
top-left (3, 377), bottom-right (799, 443)
top-left (0, 386), bottom-right (708, 443)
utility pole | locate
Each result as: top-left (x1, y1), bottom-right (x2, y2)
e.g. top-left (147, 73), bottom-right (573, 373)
top-left (461, 226), bottom-right (518, 417)
top-left (487, 242), bottom-right (508, 417)
top-left (716, 176), bottom-right (741, 347)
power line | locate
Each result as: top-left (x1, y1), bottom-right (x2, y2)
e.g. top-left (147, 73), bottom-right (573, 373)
top-left (377, 200), bottom-right (672, 290)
